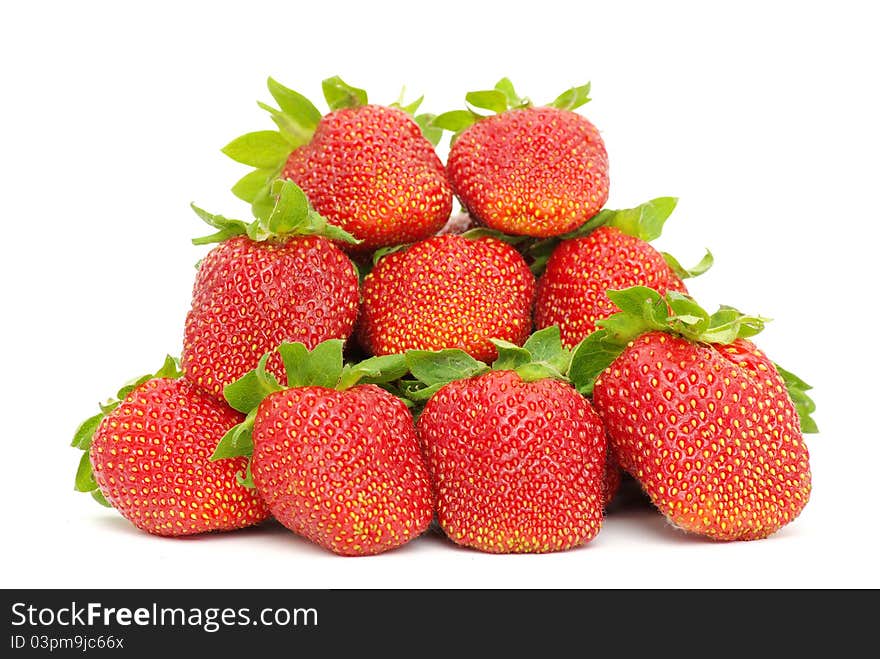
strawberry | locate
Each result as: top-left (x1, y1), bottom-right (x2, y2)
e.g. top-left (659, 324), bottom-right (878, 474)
top-left (223, 76), bottom-right (452, 251)
top-left (182, 180), bottom-right (360, 399)
top-left (406, 327), bottom-right (607, 553)
top-left (435, 79), bottom-right (608, 237)
top-left (569, 287), bottom-right (817, 541)
top-left (533, 198), bottom-right (712, 347)
top-left (603, 449), bottom-right (622, 509)
top-left (358, 233), bottom-right (535, 362)
top-left (212, 340), bottom-right (433, 556)
top-left (72, 357), bottom-right (269, 537)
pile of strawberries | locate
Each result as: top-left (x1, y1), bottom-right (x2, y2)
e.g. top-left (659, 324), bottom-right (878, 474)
top-left (72, 76), bottom-right (817, 555)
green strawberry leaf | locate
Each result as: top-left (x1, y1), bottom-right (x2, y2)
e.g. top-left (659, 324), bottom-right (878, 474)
top-left (231, 168), bottom-right (278, 204)
top-left (666, 291), bottom-right (711, 335)
top-left (392, 89), bottom-right (424, 116)
top-left (74, 451), bottom-right (98, 493)
top-left (277, 342), bottom-right (310, 388)
top-left (372, 243), bottom-right (411, 266)
top-left (195, 180), bottom-right (359, 246)
top-left (414, 113), bottom-right (443, 146)
top-left (401, 381), bottom-right (447, 402)
top-left (774, 363), bottom-right (819, 433)
top-left (115, 374), bottom-right (152, 403)
top-left (256, 101), bottom-right (310, 148)
top-left (494, 78), bottom-right (529, 109)
top-left (602, 197), bottom-right (678, 242)
top-left (406, 349), bottom-right (490, 387)
top-left (221, 130), bottom-right (291, 169)
top-left (555, 207), bottom-right (618, 241)
top-left (550, 83), bottom-right (592, 111)
top-left (338, 354), bottom-right (409, 390)
top-left (491, 340), bottom-right (532, 371)
top-left (302, 339), bottom-right (345, 389)
top-left (237, 461), bottom-right (256, 489)
top-left (322, 76), bottom-right (368, 111)
top-left (266, 77), bottom-right (321, 136)
top-left (568, 330), bottom-right (630, 396)
top-left (277, 340), bottom-right (345, 390)
top-left (515, 362), bottom-right (566, 382)
top-left (266, 178), bottom-right (310, 234)
top-left (71, 412), bottom-right (103, 450)
top-left (700, 307), bottom-right (768, 344)
top-left (154, 355), bottom-right (182, 379)
top-left (190, 204), bottom-right (249, 246)
top-left (211, 409), bottom-right (257, 460)
top-left (460, 228), bottom-right (529, 245)
top-left (663, 249), bottom-right (714, 280)
top-left (466, 89), bottom-right (509, 115)
top-left (251, 186), bottom-right (276, 224)
top-left (605, 286), bottom-right (667, 321)
top-left (431, 110), bottom-right (479, 134)
top-left (526, 240), bottom-right (556, 277)
top-left (223, 352), bottom-right (283, 414)
top-left (91, 490), bottom-right (110, 507)
top-left (523, 326), bottom-right (571, 374)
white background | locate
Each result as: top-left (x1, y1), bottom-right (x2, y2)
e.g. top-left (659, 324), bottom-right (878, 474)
top-left (2, 0), bottom-right (877, 588)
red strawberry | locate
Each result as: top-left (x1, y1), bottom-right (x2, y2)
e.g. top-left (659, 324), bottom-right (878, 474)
top-left (603, 449), bottom-right (622, 509)
top-left (213, 340), bottom-right (433, 556)
top-left (407, 328), bottom-right (607, 553)
top-left (533, 199), bottom-right (710, 347)
top-left (437, 79), bottom-right (607, 237)
top-left (358, 234), bottom-right (535, 362)
top-left (570, 287), bottom-right (817, 541)
top-left (72, 357), bottom-right (269, 537)
top-left (224, 76), bottom-right (452, 251)
top-left (182, 181), bottom-right (360, 399)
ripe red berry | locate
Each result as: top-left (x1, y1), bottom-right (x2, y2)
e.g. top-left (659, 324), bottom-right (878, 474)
top-left (183, 235), bottom-right (358, 398)
top-left (251, 384), bottom-right (433, 556)
top-left (224, 77), bottom-right (452, 251)
top-left (447, 105), bottom-right (608, 237)
top-left (83, 376), bottom-right (269, 536)
top-left (283, 105), bottom-right (452, 250)
top-left (569, 287), bottom-right (816, 541)
top-left (359, 235), bottom-right (535, 361)
top-left (418, 370), bottom-right (606, 553)
top-left (535, 226), bottom-right (687, 346)
top-left (183, 182), bottom-right (360, 399)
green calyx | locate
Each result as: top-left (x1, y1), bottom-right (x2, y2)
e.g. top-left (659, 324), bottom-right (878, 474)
top-left (568, 286), bottom-right (768, 396)
top-left (773, 364), bottom-right (819, 434)
top-left (567, 287), bottom-right (818, 434)
top-left (210, 340), bottom-right (410, 477)
top-left (402, 326), bottom-right (573, 402)
top-left (431, 78), bottom-right (591, 140)
top-left (224, 76), bottom-right (442, 218)
top-left (527, 197), bottom-right (713, 279)
top-left (71, 355), bottom-right (182, 507)
top-left (191, 179), bottom-right (359, 246)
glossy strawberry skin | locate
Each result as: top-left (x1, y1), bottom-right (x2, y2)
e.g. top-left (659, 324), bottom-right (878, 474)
top-left (89, 378), bottom-right (270, 536)
top-left (251, 384), bottom-right (433, 556)
top-left (447, 106), bottom-right (609, 237)
top-left (182, 235), bottom-right (359, 399)
top-left (282, 105), bottom-right (452, 251)
top-left (535, 226), bottom-right (688, 347)
top-left (358, 235), bottom-right (536, 362)
top-left (592, 331), bottom-right (811, 541)
top-left (603, 448), bottom-right (622, 509)
top-left (418, 370), bottom-right (606, 553)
